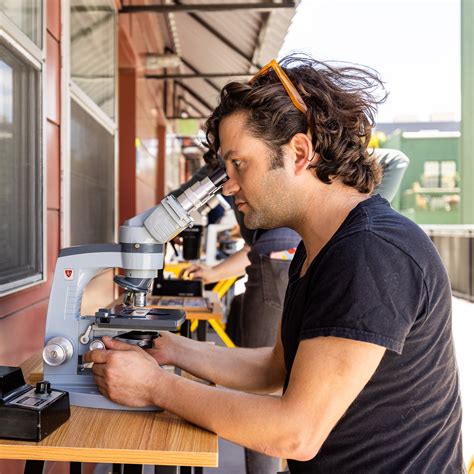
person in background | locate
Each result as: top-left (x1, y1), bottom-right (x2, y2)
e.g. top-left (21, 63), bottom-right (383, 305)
top-left (85, 55), bottom-right (461, 473)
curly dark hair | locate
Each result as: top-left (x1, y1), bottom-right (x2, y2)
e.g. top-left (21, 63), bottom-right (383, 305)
top-left (203, 54), bottom-right (387, 193)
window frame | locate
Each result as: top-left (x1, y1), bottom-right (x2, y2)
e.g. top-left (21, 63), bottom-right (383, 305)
top-left (61, 1), bottom-right (118, 248)
top-left (0, 5), bottom-right (46, 296)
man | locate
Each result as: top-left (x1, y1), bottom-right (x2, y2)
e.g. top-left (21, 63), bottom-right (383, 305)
top-left (85, 56), bottom-right (462, 472)
top-left (176, 146), bottom-right (409, 474)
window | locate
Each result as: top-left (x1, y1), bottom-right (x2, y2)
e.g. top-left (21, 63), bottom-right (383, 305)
top-left (70, 0), bottom-right (115, 119)
top-left (68, 0), bottom-right (117, 246)
top-left (0, 0), bottom-right (42, 47)
top-left (422, 160), bottom-right (458, 189)
top-left (70, 100), bottom-right (115, 245)
top-left (0, 3), bottom-right (43, 295)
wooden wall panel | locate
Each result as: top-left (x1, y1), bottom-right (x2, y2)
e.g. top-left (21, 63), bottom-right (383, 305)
top-left (47, 0), bottom-right (61, 40)
top-left (118, 68), bottom-right (137, 224)
top-left (156, 125), bottom-right (166, 202)
top-left (47, 120), bottom-right (60, 210)
top-left (46, 34), bottom-right (60, 125)
top-left (136, 177), bottom-right (158, 214)
top-left (0, 299), bottom-right (48, 366)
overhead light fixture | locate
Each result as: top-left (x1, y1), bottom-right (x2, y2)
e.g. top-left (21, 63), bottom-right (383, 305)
top-left (146, 53), bottom-right (182, 69)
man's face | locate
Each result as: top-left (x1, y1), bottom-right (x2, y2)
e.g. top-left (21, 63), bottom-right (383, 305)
top-left (219, 112), bottom-right (293, 229)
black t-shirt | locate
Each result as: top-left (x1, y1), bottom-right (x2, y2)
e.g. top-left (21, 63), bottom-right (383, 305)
top-left (282, 195), bottom-right (463, 473)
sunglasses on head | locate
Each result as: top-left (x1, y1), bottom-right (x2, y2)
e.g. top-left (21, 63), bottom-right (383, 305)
top-left (250, 59), bottom-right (308, 114)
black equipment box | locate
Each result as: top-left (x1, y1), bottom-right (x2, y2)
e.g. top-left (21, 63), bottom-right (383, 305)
top-left (152, 277), bottom-right (203, 297)
top-left (0, 366), bottom-right (70, 441)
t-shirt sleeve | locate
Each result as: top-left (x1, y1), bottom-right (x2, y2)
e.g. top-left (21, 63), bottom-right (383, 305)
top-left (299, 231), bottom-right (426, 354)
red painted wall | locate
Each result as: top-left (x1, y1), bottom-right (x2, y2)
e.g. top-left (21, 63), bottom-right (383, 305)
top-left (118, 67), bottom-right (137, 223)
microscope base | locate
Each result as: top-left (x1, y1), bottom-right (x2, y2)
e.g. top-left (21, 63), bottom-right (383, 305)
top-left (57, 384), bottom-right (162, 411)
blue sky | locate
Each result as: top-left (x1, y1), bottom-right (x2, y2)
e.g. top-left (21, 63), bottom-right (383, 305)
top-left (279, 0), bottom-right (461, 123)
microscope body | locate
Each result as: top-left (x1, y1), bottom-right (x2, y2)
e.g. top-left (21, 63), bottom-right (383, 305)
top-left (42, 169), bottom-right (227, 410)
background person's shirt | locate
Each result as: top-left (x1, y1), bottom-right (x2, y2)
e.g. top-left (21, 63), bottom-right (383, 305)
top-left (282, 195), bottom-right (463, 473)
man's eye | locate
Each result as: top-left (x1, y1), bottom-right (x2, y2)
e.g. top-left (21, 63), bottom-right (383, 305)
top-left (232, 160), bottom-right (242, 169)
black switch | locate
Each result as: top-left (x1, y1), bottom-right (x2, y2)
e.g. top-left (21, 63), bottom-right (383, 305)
top-left (35, 380), bottom-right (52, 395)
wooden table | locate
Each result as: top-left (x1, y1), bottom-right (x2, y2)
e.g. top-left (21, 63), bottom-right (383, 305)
top-left (0, 355), bottom-right (218, 473)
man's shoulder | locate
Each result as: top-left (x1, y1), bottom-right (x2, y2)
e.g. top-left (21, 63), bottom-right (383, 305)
top-left (335, 195), bottom-right (431, 259)
top-left (319, 198), bottom-right (446, 288)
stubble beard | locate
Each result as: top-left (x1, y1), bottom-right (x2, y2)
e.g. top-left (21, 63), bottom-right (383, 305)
top-left (243, 207), bottom-right (270, 229)
top-left (243, 189), bottom-right (287, 231)
top-left (242, 162), bottom-right (290, 230)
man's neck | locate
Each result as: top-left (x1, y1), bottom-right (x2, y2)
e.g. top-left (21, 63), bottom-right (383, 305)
top-left (294, 184), bottom-right (370, 273)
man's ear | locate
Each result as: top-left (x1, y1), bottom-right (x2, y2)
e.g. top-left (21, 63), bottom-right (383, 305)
top-left (288, 133), bottom-right (316, 175)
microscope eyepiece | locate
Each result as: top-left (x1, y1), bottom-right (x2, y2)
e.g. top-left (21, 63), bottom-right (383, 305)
top-left (208, 168), bottom-right (228, 188)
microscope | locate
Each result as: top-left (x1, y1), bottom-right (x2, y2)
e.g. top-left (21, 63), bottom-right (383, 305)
top-left (42, 168), bottom-right (227, 410)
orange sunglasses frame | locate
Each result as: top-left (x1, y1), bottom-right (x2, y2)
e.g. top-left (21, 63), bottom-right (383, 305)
top-left (250, 59), bottom-right (308, 114)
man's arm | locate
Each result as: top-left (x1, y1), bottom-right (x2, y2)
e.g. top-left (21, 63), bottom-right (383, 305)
top-left (373, 148), bottom-right (410, 202)
top-left (84, 335), bottom-right (385, 461)
top-left (180, 244), bottom-right (250, 283)
top-left (148, 327), bottom-right (286, 393)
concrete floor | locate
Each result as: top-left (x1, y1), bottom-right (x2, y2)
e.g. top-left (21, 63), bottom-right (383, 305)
top-left (204, 296), bottom-right (474, 473)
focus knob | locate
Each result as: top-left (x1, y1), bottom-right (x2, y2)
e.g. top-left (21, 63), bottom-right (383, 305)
top-left (43, 336), bottom-right (74, 366)
top-left (89, 339), bottom-right (105, 351)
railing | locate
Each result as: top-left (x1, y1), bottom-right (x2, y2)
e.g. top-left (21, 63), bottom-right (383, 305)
top-left (421, 225), bottom-right (474, 302)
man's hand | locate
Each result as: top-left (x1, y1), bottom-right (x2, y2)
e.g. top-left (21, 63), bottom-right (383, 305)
top-left (179, 263), bottom-right (217, 283)
top-left (146, 331), bottom-right (179, 366)
top-left (83, 337), bottom-right (162, 407)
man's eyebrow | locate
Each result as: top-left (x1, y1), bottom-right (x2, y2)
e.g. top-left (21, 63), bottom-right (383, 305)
top-left (222, 150), bottom-right (235, 161)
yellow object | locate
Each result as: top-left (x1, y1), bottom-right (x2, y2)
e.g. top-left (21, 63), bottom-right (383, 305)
top-left (468, 455), bottom-right (474, 474)
top-left (368, 131), bottom-right (387, 149)
top-left (207, 277), bottom-right (239, 347)
top-left (160, 274), bottom-right (239, 346)
top-left (208, 318), bottom-right (235, 348)
top-left (212, 276), bottom-right (238, 299)
top-left (164, 262), bottom-right (191, 278)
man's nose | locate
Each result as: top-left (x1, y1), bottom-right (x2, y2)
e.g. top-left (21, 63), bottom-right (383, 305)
top-left (222, 174), bottom-right (239, 196)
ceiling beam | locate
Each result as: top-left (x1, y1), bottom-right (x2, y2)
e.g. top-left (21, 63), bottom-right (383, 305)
top-left (183, 7), bottom-right (260, 68)
top-left (146, 72), bottom-right (253, 80)
top-left (178, 95), bottom-right (208, 118)
top-left (120, 2), bottom-right (295, 14)
top-left (250, 11), bottom-right (271, 69)
top-left (71, 10), bottom-right (114, 42)
top-left (174, 81), bottom-right (215, 112)
top-left (179, 55), bottom-right (222, 92)
top-left (163, 47), bottom-right (222, 93)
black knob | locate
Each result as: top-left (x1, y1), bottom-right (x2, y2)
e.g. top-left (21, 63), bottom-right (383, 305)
top-left (96, 308), bottom-right (110, 318)
top-left (35, 380), bottom-right (52, 394)
top-left (208, 168), bottom-right (228, 187)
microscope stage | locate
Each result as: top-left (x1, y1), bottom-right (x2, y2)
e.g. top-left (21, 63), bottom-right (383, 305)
top-left (95, 306), bottom-right (186, 331)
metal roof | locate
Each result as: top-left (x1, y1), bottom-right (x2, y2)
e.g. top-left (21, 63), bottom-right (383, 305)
top-left (120, 0), bottom-right (298, 121)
